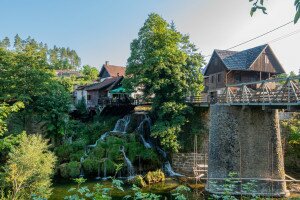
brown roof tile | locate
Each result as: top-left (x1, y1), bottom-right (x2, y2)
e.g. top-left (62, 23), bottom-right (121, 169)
top-left (104, 65), bottom-right (126, 77)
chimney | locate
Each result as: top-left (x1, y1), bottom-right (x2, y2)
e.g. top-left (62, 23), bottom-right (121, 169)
top-left (105, 61), bottom-right (109, 66)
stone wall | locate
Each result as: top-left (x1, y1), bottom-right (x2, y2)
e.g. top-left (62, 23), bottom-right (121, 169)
top-left (172, 153), bottom-right (207, 176)
top-left (207, 105), bottom-right (288, 197)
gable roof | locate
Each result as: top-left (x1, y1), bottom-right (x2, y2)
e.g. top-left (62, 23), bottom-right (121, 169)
top-left (204, 44), bottom-right (285, 75)
top-left (100, 64), bottom-right (126, 78)
top-left (85, 76), bottom-right (123, 91)
top-left (215, 44), bottom-right (268, 70)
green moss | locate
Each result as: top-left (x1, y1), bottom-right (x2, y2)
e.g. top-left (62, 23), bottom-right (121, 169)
top-left (145, 170), bottom-right (165, 184)
top-left (131, 175), bottom-right (147, 188)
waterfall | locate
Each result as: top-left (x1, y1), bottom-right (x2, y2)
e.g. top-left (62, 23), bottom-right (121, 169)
top-left (103, 159), bottom-right (107, 180)
top-left (88, 132), bottom-right (110, 148)
top-left (120, 146), bottom-right (135, 177)
top-left (137, 114), bottom-right (152, 149)
top-left (140, 135), bottom-right (152, 149)
top-left (163, 161), bottom-right (183, 177)
top-left (79, 112), bottom-right (183, 179)
top-left (79, 157), bottom-right (85, 177)
top-left (112, 115), bottom-right (131, 133)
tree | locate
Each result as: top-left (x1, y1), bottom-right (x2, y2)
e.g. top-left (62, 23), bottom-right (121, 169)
top-left (249, 0), bottom-right (300, 23)
top-left (124, 13), bottom-right (204, 152)
top-left (4, 134), bottom-right (56, 200)
top-left (0, 37), bottom-right (10, 49)
top-left (0, 42), bottom-right (71, 143)
top-left (0, 102), bottom-right (24, 151)
top-left (81, 65), bottom-right (99, 81)
top-left (14, 34), bottom-right (23, 51)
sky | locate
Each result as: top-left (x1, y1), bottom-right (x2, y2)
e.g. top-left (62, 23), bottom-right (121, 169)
top-left (1, 0), bottom-right (299, 73)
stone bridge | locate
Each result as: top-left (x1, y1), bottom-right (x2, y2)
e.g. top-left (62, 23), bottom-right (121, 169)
top-left (199, 76), bottom-right (300, 197)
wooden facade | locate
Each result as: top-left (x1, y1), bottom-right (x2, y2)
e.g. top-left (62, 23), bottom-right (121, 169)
top-left (204, 44), bottom-right (285, 98)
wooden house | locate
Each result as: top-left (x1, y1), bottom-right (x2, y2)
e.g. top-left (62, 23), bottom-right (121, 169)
top-left (85, 76), bottom-right (124, 108)
top-left (73, 62), bottom-right (130, 110)
top-left (99, 61), bottom-right (126, 81)
top-left (203, 44), bottom-right (285, 99)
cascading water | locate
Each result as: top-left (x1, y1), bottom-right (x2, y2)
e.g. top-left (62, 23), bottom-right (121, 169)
top-left (140, 135), bottom-right (152, 149)
top-left (163, 161), bottom-right (183, 177)
top-left (112, 115), bottom-right (131, 133)
top-left (120, 146), bottom-right (135, 177)
top-left (80, 112), bottom-right (182, 178)
top-left (79, 115), bottom-right (132, 179)
top-left (137, 114), bottom-right (183, 177)
top-left (137, 114), bottom-right (152, 149)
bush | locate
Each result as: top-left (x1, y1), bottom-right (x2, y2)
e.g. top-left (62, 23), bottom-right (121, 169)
top-left (82, 158), bottom-right (99, 175)
top-left (54, 144), bottom-right (73, 163)
top-left (131, 175), bottom-right (147, 188)
top-left (4, 134), bottom-right (56, 199)
top-left (59, 161), bottom-right (81, 178)
top-left (144, 169), bottom-right (165, 184)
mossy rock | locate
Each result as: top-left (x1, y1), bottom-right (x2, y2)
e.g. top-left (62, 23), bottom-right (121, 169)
top-left (130, 175), bottom-right (147, 188)
top-left (145, 169), bottom-right (165, 184)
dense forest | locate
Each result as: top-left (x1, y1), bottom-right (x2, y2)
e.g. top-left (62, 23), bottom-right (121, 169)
top-left (0, 34), bottom-right (81, 70)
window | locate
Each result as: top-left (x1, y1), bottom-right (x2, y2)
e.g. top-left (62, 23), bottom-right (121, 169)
top-left (234, 74), bottom-right (241, 83)
top-left (211, 75), bottom-right (214, 83)
top-left (217, 74), bottom-right (221, 83)
top-left (87, 94), bottom-right (91, 100)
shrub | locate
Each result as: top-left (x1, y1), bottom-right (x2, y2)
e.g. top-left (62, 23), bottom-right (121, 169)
top-left (54, 144), bottom-right (73, 163)
top-left (4, 134), bottom-right (56, 199)
top-left (59, 161), bottom-right (81, 178)
top-left (144, 169), bottom-right (165, 184)
top-left (131, 175), bottom-right (147, 188)
top-left (82, 158), bottom-right (99, 175)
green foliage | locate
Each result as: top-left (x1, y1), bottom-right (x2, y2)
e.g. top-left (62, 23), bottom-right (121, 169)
top-left (0, 44), bottom-right (71, 144)
top-left (0, 37), bottom-right (10, 49)
top-left (0, 102), bottom-right (24, 151)
top-left (281, 113), bottom-right (300, 170)
top-left (59, 162), bottom-right (81, 178)
top-left (82, 158), bottom-right (99, 175)
top-left (124, 13), bottom-right (204, 152)
top-left (73, 177), bottom-right (87, 189)
top-left (75, 98), bottom-right (88, 116)
top-left (249, 0), bottom-right (300, 23)
top-left (144, 170), bottom-right (165, 184)
top-left (129, 184), bottom-right (161, 200)
top-left (64, 178), bottom-right (124, 200)
top-left (4, 134), bottom-right (56, 199)
top-left (131, 175), bottom-right (147, 188)
top-left (151, 102), bottom-right (192, 152)
top-left (81, 65), bottom-right (99, 81)
top-left (171, 185), bottom-right (191, 200)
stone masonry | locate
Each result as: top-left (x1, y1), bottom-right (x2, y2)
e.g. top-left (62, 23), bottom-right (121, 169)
top-left (172, 153), bottom-right (207, 176)
top-left (207, 105), bottom-right (289, 197)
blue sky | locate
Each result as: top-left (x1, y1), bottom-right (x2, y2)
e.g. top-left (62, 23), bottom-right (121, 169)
top-left (1, 0), bottom-right (299, 73)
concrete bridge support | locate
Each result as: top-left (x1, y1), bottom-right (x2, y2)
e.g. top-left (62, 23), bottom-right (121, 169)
top-left (206, 105), bottom-right (289, 197)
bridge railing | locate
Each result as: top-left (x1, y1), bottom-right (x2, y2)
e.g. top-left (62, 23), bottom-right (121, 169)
top-left (186, 93), bottom-right (209, 104)
top-left (217, 76), bottom-right (300, 106)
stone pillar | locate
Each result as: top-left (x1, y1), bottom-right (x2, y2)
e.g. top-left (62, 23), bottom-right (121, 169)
top-left (206, 105), bottom-right (289, 197)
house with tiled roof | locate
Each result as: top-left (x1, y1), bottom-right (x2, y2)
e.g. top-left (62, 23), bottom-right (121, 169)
top-left (74, 61), bottom-right (130, 111)
top-left (99, 61), bottom-right (126, 81)
top-left (204, 44), bottom-right (285, 99)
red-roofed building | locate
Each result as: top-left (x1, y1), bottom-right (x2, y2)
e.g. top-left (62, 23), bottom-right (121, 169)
top-left (74, 61), bottom-right (131, 111)
top-left (99, 61), bottom-right (126, 81)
